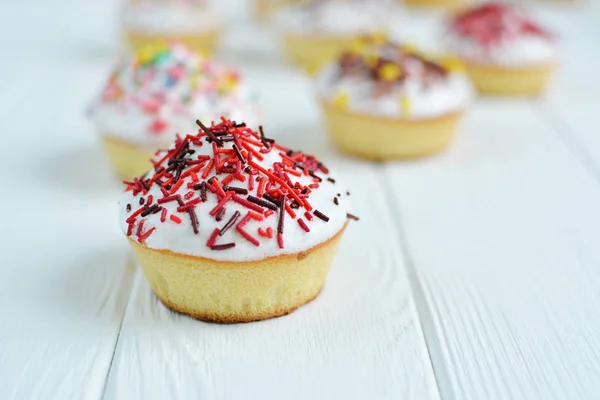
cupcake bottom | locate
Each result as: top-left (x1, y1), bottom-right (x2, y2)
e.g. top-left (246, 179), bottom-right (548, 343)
top-left (124, 29), bottom-right (220, 56)
top-left (254, 0), bottom-right (285, 21)
top-left (402, 0), bottom-right (470, 10)
top-left (100, 135), bottom-right (153, 180)
top-left (127, 225), bottom-right (347, 323)
top-left (465, 62), bottom-right (556, 96)
top-left (282, 33), bottom-right (355, 74)
top-left (254, 0), bottom-right (271, 21)
top-left (322, 103), bottom-right (462, 160)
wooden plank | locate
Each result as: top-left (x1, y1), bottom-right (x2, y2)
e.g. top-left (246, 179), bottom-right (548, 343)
top-left (0, 56), bottom-right (134, 399)
top-left (385, 99), bottom-right (600, 400)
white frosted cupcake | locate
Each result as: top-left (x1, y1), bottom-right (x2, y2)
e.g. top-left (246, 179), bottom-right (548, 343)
top-left (446, 2), bottom-right (558, 95)
top-left (121, 0), bottom-right (220, 55)
top-left (88, 44), bottom-right (261, 179)
top-left (274, 0), bottom-right (397, 73)
top-left (120, 118), bottom-right (356, 323)
top-left (316, 38), bottom-right (472, 160)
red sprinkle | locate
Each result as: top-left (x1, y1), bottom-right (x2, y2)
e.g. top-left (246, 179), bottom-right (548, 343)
top-left (237, 213), bottom-right (252, 229)
top-left (285, 202), bottom-right (297, 219)
top-left (297, 218), bottom-right (310, 233)
top-left (257, 177), bottom-right (266, 198)
top-left (222, 174), bottom-right (234, 185)
top-left (236, 225), bottom-right (260, 247)
top-left (210, 177), bottom-right (227, 198)
top-left (248, 211), bottom-right (264, 221)
top-left (258, 227), bottom-right (270, 238)
top-left (160, 208), bottom-right (168, 223)
top-left (209, 192), bottom-right (232, 216)
top-left (206, 228), bottom-right (220, 248)
top-left (125, 206), bottom-right (145, 223)
top-left (169, 178), bottom-right (185, 194)
top-left (170, 214), bottom-right (182, 224)
top-left (231, 194), bottom-right (264, 214)
top-left (126, 222), bottom-right (134, 236)
top-left (138, 227), bottom-right (156, 243)
top-left (201, 159), bottom-right (215, 179)
top-left (234, 173), bottom-right (246, 182)
top-left (136, 219), bottom-right (145, 236)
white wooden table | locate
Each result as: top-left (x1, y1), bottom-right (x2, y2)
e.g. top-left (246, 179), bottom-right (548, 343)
top-left (1, 1), bottom-right (600, 399)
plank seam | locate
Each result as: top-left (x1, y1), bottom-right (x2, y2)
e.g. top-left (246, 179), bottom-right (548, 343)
top-left (100, 259), bottom-right (139, 400)
top-left (379, 169), bottom-right (456, 400)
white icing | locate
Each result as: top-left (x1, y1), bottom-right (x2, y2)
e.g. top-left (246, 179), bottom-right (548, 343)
top-left (90, 88), bottom-right (261, 149)
top-left (122, 2), bottom-right (219, 35)
top-left (446, 33), bottom-right (557, 67)
top-left (315, 63), bottom-right (473, 120)
top-left (118, 131), bottom-right (350, 262)
top-left (88, 45), bottom-right (261, 148)
top-left (274, 0), bottom-right (396, 37)
top-left (446, 5), bottom-right (557, 67)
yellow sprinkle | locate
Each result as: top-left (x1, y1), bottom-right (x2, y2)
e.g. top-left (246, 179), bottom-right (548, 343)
top-left (136, 41), bottom-right (168, 64)
top-left (400, 96), bottom-right (412, 116)
top-left (370, 31), bottom-right (388, 45)
top-left (221, 75), bottom-right (238, 91)
top-left (440, 56), bottom-right (464, 72)
top-left (190, 75), bottom-right (199, 89)
top-left (306, 60), bottom-right (323, 75)
top-left (379, 63), bottom-right (402, 81)
top-left (364, 52), bottom-right (379, 67)
top-left (349, 39), bottom-right (366, 55)
top-left (334, 91), bottom-right (350, 110)
top-left (136, 46), bottom-right (156, 64)
top-left (400, 42), bottom-right (416, 54)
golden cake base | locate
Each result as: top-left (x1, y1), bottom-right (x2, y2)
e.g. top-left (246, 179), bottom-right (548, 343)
top-left (124, 29), bottom-right (220, 56)
top-left (282, 33), bottom-right (356, 74)
top-left (128, 225), bottom-right (346, 323)
top-left (401, 0), bottom-right (471, 11)
top-left (465, 62), bottom-right (556, 96)
top-left (100, 135), bottom-right (154, 180)
top-left (322, 102), bottom-right (462, 160)
top-left (254, 0), bottom-right (286, 22)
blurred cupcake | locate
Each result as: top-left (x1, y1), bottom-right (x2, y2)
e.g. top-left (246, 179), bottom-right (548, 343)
top-left (121, 0), bottom-right (220, 55)
top-left (89, 44), bottom-right (261, 179)
top-left (316, 37), bottom-right (472, 160)
top-left (447, 2), bottom-right (557, 96)
top-left (120, 118), bottom-right (355, 323)
top-left (275, 0), bottom-right (396, 73)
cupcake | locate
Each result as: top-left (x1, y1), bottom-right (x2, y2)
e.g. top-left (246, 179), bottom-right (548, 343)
top-left (447, 2), bottom-right (557, 96)
top-left (89, 44), bottom-right (261, 180)
top-left (120, 118), bottom-right (355, 323)
top-left (275, 0), bottom-right (396, 73)
top-left (316, 37), bottom-right (472, 160)
top-left (121, 0), bottom-right (220, 55)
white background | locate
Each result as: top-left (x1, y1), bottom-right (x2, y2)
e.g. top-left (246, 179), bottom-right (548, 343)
top-left (1, 0), bottom-right (600, 399)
